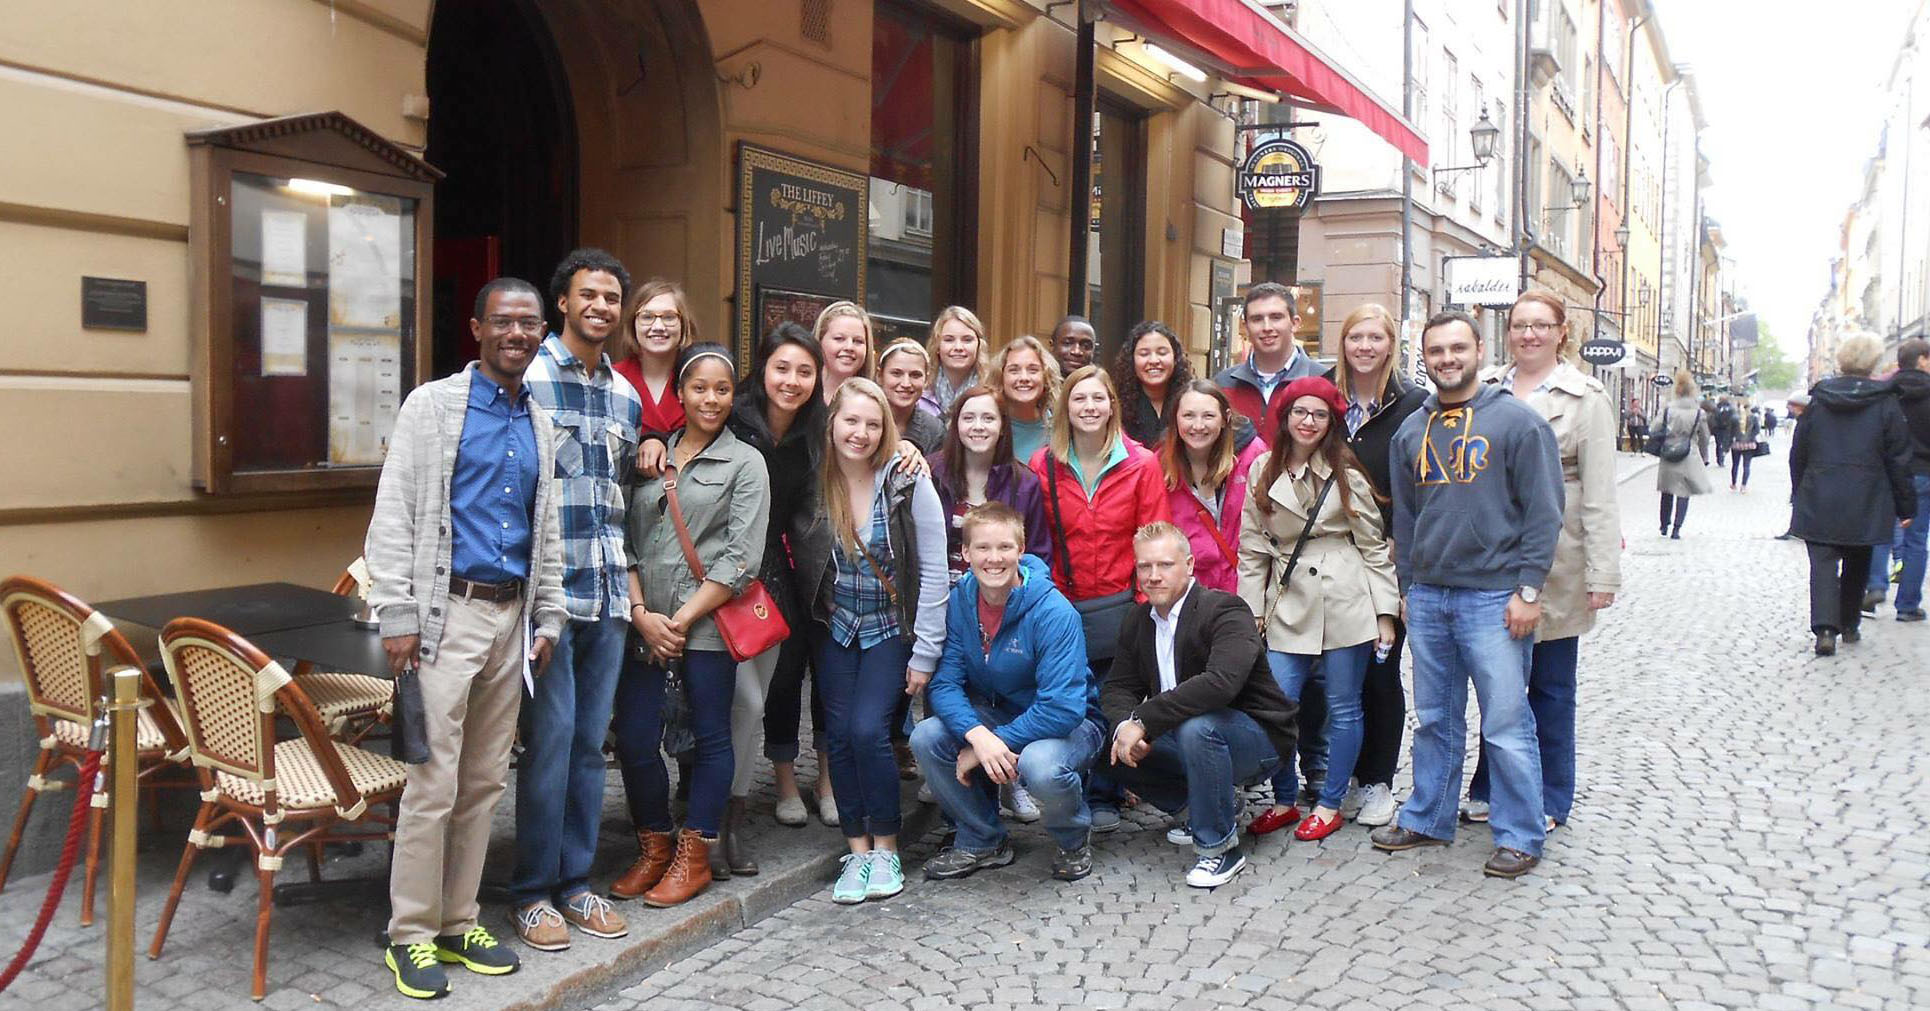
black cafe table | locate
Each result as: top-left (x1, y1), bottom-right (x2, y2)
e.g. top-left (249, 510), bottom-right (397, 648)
top-left (95, 582), bottom-right (391, 902)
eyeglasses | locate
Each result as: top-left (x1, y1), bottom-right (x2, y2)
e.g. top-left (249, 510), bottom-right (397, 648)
top-left (1288, 407), bottom-right (1332, 422)
top-left (1507, 321), bottom-right (1562, 335)
top-left (636, 312), bottom-right (683, 329)
top-left (485, 315), bottom-right (546, 334)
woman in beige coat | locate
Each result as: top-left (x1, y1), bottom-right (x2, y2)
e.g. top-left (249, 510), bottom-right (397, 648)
top-left (1464, 290), bottom-right (1621, 830)
top-left (1654, 371), bottom-right (1714, 537)
top-left (1237, 376), bottom-right (1398, 842)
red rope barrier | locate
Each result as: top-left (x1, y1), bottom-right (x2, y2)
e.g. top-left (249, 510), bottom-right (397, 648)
top-left (0, 751), bottom-right (103, 993)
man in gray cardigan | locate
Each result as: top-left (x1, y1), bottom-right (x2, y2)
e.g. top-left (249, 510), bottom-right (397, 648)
top-left (365, 277), bottom-right (567, 999)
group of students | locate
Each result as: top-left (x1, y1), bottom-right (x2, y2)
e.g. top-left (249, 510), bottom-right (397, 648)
top-left (364, 247), bottom-right (1622, 1000)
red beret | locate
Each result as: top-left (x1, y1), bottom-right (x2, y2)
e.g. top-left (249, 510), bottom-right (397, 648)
top-left (1277, 376), bottom-right (1346, 418)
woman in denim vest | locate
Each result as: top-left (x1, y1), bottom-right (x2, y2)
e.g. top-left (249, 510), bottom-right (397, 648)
top-left (791, 379), bottom-right (948, 903)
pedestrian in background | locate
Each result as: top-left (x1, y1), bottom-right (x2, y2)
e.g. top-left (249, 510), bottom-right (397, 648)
top-left (612, 343), bottom-right (770, 907)
top-left (1654, 371), bottom-right (1713, 539)
top-left (1866, 338), bottom-right (1930, 621)
top-left (1791, 334), bottom-right (1918, 655)
top-left (1324, 302), bottom-right (1427, 828)
top-left (1776, 394), bottom-right (1810, 541)
top-left (792, 379), bottom-right (948, 903)
top-left (1237, 376), bottom-right (1398, 843)
top-left (1712, 396), bottom-right (1738, 466)
top-left (1731, 398), bottom-right (1761, 491)
top-left (1465, 291), bottom-right (1620, 833)
top-left (921, 305), bottom-right (989, 419)
top-left (1625, 398), bottom-right (1648, 453)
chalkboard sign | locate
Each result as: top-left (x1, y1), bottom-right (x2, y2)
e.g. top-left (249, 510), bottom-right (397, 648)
top-left (734, 144), bottom-right (867, 363)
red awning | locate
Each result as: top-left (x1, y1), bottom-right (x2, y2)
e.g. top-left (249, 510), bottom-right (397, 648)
top-left (1108, 0), bottom-right (1429, 165)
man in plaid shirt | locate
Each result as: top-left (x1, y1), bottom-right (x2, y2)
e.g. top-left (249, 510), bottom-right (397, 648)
top-left (508, 248), bottom-right (643, 952)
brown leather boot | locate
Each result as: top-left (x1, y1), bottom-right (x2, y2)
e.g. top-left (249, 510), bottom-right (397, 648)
top-left (609, 829), bottom-right (674, 900)
top-left (708, 812), bottom-right (732, 881)
top-left (642, 829), bottom-right (713, 908)
top-left (724, 796), bottom-right (758, 876)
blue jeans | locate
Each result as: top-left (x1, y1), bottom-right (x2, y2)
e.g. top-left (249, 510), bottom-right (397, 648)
top-left (612, 642), bottom-right (736, 835)
top-left (1398, 585), bottom-right (1545, 856)
top-left (814, 632), bottom-right (914, 839)
top-left (510, 615), bottom-right (624, 906)
top-left (909, 715), bottom-right (1102, 852)
top-left (1266, 643), bottom-right (1371, 810)
top-left (1868, 473), bottom-right (1930, 610)
top-left (1466, 635), bottom-right (1580, 824)
top-left (1107, 711), bottom-right (1280, 857)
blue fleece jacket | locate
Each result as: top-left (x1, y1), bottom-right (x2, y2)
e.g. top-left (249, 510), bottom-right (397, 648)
top-left (928, 554), bottom-right (1098, 751)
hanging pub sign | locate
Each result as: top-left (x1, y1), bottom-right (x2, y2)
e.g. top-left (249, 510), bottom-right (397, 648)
top-left (1238, 137), bottom-right (1320, 212)
top-left (734, 143), bottom-right (867, 364)
top-left (1578, 338), bottom-right (1628, 366)
top-left (1651, 374), bottom-right (1674, 388)
top-left (1443, 255), bottom-right (1522, 307)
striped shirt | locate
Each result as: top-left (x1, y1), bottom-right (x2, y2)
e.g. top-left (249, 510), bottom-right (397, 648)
top-left (523, 334), bottom-right (643, 620)
top-left (829, 489), bottom-right (901, 649)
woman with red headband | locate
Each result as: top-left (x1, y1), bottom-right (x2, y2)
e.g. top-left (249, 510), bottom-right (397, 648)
top-left (1237, 376), bottom-right (1399, 841)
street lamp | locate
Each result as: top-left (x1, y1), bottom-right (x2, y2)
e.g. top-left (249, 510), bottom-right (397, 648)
top-left (1430, 108), bottom-right (1502, 186)
top-left (1547, 169), bottom-right (1592, 214)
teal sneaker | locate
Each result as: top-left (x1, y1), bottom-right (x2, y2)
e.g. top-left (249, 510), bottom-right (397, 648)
top-left (864, 849), bottom-right (904, 899)
top-left (831, 852), bottom-right (871, 904)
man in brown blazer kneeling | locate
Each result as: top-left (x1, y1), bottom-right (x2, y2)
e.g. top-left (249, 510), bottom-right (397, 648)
top-left (1101, 522), bottom-right (1298, 888)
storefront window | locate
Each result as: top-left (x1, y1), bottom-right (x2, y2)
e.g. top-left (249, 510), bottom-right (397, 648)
top-left (868, 1), bottom-right (975, 344)
top-left (1090, 97), bottom-right (1147, 360)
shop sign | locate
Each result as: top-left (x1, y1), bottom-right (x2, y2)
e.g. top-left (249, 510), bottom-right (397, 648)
top-left (1650, 374), bottom-right (1673, 388)
top-left (1578, 338), bottom-right (1627, 366)
top-left (734, 143), bottom-right (868, 361)
top-left (1238, 137), bottom-right (1320, 211)
top-left (1442, 255), bottom-right (1521, 307)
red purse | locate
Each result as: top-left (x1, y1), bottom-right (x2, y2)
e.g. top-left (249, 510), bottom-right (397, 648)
top-left (661, 465), bottom-right (790, 662)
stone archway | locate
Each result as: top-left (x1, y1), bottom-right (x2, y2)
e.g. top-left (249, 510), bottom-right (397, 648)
top-left (535, 0), bottom-right (728, 344)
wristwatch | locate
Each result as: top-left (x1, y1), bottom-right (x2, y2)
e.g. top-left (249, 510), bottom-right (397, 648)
top-left (1515, 585), bottom-right (1541, 604)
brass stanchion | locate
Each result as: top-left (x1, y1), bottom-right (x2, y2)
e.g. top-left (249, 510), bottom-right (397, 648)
top-left (104, 668), bottom-right (145, 1011)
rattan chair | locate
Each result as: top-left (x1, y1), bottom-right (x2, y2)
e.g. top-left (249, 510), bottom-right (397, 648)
top-left (288, 560), bottom-right (393, 741)
top-left (0, 575), bottom-right (195, 926)
top-left (147, 617), bottom-right (406, 1001)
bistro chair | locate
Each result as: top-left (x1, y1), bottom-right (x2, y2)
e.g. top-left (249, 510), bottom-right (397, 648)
top-left (0, 574), bottom-right (195, 926)
top-left (147, 617), bottom-right (406, 1001)
top-left (288, 559), bottom-right (392, 741)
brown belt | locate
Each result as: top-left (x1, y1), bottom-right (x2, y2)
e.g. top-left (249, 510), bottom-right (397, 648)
top-left (448, 575), bottom-right (523, 603)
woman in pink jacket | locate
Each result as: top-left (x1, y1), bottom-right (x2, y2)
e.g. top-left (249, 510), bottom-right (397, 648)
top-left (1159, 380), bottom-right (1265, 592)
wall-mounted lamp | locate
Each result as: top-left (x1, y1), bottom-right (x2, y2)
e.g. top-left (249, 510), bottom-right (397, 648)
top-left (1429, 108), bottom-right (1501, 187)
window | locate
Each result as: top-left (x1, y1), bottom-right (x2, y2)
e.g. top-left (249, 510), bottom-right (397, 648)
top-left (1493, 100), bottom-right (1509, 222)
top-left (1556, 7), bottom-right (1580, 108)
top-left (1602, 135), bottom-right (1620, 207)
top-left (1605, 12), bottom-right (1625, 90)
top-left (1548, 161), bottom-right (1573, 259)
top-left (1580, 55), bottom-right (1593, 138)
top-left (867, 1), bottom-right (975, 342)
top-left (1439, 50), bottom-right (1459, 196)
top-left (1410, 17), bottom-right (1429, 168)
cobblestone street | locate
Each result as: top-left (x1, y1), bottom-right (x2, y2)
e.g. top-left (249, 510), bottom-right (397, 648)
top-left (589, 452), bottom-right (1930, 1011)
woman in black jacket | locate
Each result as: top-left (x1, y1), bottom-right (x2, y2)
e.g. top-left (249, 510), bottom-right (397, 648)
top-left (1791, 334), bottom-right (1919, 656)
top-left (1320, 302), bottom-right (1426, 827)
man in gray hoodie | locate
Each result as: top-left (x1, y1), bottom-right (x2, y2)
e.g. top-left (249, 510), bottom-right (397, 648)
top-left (1369, 310), bottom-right (1564, 879)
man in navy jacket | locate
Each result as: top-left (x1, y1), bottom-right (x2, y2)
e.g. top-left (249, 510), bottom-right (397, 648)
top-left (911, 502), bottom-right (1104, 882)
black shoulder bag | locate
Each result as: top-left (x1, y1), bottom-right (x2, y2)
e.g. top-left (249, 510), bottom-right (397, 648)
top-left (1045, 456), bottom-right (1137, 662)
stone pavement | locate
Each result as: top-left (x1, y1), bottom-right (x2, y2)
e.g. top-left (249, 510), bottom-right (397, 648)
top-left (587, 448), bottom-right (1930, 1011)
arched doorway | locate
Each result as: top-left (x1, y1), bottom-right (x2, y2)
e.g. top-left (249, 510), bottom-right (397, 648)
top-left (426, 0), bottom-right (578, 378)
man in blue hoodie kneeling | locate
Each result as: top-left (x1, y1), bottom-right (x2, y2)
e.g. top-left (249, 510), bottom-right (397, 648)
top-left (912, 502), bottom-right (1104, 882)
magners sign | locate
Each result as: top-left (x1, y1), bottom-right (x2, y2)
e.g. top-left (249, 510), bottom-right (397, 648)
top-left (1239, 137), bottom-right (1321, 212)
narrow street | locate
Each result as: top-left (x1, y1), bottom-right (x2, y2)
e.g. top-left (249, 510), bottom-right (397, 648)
top-left (587, 452), bottom-right (1930, 1011)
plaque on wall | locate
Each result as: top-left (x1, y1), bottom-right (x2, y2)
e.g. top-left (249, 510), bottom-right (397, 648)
top-left (81, 276), bottom-right (148, 331)
top-left (734, 143), bottom-right (867, 363)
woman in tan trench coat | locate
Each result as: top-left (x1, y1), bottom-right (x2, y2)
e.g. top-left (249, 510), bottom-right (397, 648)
top-left (1463, 290), bottom-right (1622, 830)
top-left (1236, 376), bottom-right (1399, 842)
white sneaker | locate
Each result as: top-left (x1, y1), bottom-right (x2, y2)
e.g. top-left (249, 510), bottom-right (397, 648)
top-left (1166, 824), bottom-right (1193, 845)
top-left (1340, 782), bottom-right (1364, 818)
top-left (1460, 799), bottom-right (1491, 823)
top-left (1355, 783), bottom-right (1396, 827)
top-left (916, 781), bottom-right (935, 804)
top-left (1000, 783), bottom-right (1042, 823)
top-left (1184, 847), bottom-right (1247, 888)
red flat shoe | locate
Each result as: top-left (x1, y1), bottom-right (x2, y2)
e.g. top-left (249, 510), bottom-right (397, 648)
top-left (1293, 811), bottom-right (1344, 841)
top-left (1247, 806), bottom-right (1302, 836)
